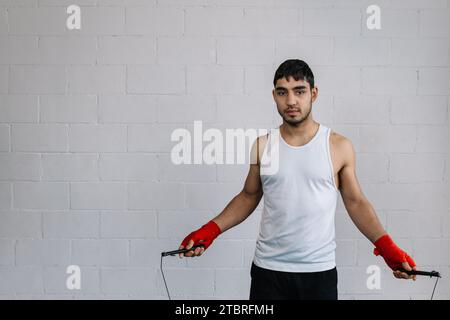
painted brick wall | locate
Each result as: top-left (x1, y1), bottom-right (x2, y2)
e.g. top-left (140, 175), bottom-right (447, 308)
top-left (0, 0), bottom-right (449, 299)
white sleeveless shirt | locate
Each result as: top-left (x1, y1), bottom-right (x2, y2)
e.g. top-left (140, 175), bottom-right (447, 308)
top-left (253, 123), bottom-right (338, 272)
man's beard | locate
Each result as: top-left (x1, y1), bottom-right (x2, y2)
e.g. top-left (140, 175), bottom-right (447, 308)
top-left (279, 102), bottom-right (312, 126)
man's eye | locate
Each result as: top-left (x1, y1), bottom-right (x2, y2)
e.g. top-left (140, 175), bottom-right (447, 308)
top-left (296, 91), bottom-right (305, 95)
top-left (277, 91), bottom-right (285, 96)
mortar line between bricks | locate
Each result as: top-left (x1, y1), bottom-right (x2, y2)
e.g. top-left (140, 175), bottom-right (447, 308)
top-left (359, 7), bottom-right (362, 37)
top-left (69, 239), bottom-right (72, 272)
top-left (68, 181), bottom-right (72, 210)
top-left (184, 65), bottom-right (187, 95)
top-left (125, 181), bottom-right (128, 211)
top-left (155, 210), bottom-right (161, 241)
top-left (125, 65), bottom-right (128, 94)
top-left (416, 68), bottom-right (419, 95)
top-left (127, 238), bottom-right (131, 267)
top-left (14, 239), bottom-right (17, 267)
top-left (331, 94), bottom-right (335, 125)
top-left (9, 179), bottom-right (13, 210)
top-left (63, 63), bottom-right (69, 94)
top-left (121, 4), bottom-right (125, 36)
top-left (8, 123), bottom-right (12, 153)
top-left (41, 211), bottom-right (44, 239)
top-left (447, 97), bottom-right (450, 124)
top-left (95, 93), bottom-right (99, 125)
top-left (154, 35), bottom-right (159, 65)
top-left (300, 9), bottom-right (304, 36)
top-left (214, 37), bottom-right (218, 65)
top-left (414, 124), bottom-right (418, 153)
top-left (182, 8), bottom-right (186, 36)
top-left (7, 64), bottom-right (10, 95)
top-left (98, 212), bottom-right (101, 244)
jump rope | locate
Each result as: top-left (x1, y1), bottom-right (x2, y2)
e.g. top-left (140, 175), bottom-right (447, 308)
top-left (397, 268), bottom-right (441, 300)
top-left (160, 244), bottom-right (205, 300)
top-left (161, 244), bottom-right (441, 300)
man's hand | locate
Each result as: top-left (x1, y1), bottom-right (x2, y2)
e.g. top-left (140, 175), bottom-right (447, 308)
top-left (178, 220), bottom-right (221, 258)
top-left (179, 239), bottom-right (205, 258)
top-left (393, 261), bottom-right (417, 281)
top-left (373, 234), bottom-right (417, 281)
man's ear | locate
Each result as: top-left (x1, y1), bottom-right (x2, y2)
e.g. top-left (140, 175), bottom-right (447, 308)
top-left (311, 86), bottom-right (318, 103)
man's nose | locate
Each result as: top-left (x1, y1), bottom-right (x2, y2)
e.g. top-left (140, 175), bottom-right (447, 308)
top-left (286, 93), bottom-right (297, 106)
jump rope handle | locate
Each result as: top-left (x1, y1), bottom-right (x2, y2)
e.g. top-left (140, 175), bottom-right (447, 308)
top-left (161, 244), bottom-right (205, 257)
top-left (397, 268), bottom-right (441, 278)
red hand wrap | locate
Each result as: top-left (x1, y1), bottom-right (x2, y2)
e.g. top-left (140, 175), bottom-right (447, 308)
top-left (181, 220), bottom-right (221, 250)
top-left (373, 234), bottom-right (416, 271)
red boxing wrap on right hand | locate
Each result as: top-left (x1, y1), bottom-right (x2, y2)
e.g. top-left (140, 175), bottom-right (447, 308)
top-left (373, 234), bottom-right (416, 271)
top-left (181, 220), bottom-right (222, 250)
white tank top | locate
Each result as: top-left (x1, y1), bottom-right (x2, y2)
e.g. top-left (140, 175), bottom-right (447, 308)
top-left (253, 123), bottom-right (338, 272)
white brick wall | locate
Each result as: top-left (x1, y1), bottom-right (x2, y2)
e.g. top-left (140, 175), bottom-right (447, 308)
top-left (67, 66), bottom-right (126, 94)
top-left (334, 38), bottom-right (390, 66)
top-left (10, 66), bottom-right (66, 94)
top-left (361, 67), bottom-right (417, 95)
top-left (8, 7), bottom-right (67, 35)
top-left (304, 9), bottom-right (361, 36)
top-left (0, 212), bottom-right (41, 238)
top-left (276, 37), bottom-right (334, 66)
top-left (187, 65), bottom-right (244, 94)
top-left (0, 9), bottom-right (7, 35)
top-left (0, 36), bottom-right (39, 65)
top-left (391, 96), bottom-right (447, 124)
top-left (98, 36), bottom-right (156, 65)
top-left (40, 95), bottom-right (97, 123)
top-left (361, 10), bottom-right (419, 38)
top-left (0, 0), bottom-right (448, 300)
top-left (0, 95), bottom-right (38, 123)
top-left (157, 37), bottom-right (215, 65)
top-left (72, 239), bottom-right (128, 267)
top-left (43, 212), bottom-right (99, 238)
top-left (68, 124), bottom-right (127, 152)
top-left (127, 65), bottom-right (185, 94)
top-left (71, 182), bottom-right (126, 209)
top-left (0, 66), bottom-right (8, 93)
top-left (13, 182), bottom-right (69, 210)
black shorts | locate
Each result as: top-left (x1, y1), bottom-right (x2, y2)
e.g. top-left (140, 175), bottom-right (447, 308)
top-left (249, 262), bottom-right (338, 300)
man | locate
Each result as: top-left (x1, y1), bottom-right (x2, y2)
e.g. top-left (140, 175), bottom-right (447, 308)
top-left (178, 59), bottom-right (417, 300)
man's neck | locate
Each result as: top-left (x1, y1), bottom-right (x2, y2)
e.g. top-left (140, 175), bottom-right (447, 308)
top-left (280, 120), bottom-right (319, 139)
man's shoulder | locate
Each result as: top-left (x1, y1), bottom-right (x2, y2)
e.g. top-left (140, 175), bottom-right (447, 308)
top-left (329, 129), bottom-right (355, 163)
top-left (329, 130), bottom-right (352, 147)
top-left (254, 129), bottom-right (272, 148)
top-left (250, 132), bottom-right (270, 166)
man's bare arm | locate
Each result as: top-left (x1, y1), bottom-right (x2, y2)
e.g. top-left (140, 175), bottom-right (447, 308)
top-left (338, 137), bottom-right (386, 243)
top-left (339, 136), bottom-right (417, 280)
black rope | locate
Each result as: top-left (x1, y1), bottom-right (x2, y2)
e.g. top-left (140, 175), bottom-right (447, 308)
top-left (161, 254), bottom-right (442, 300)
top-left (160, 254), bottom-right (171, 300)
top-left (160, 244), bottom-right (204, 300)
top-left (431, 276), bottom-right (439, 300)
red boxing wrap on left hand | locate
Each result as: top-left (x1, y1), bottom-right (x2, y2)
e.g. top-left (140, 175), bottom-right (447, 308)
top-left (373, 234), bottom-right (416, 271)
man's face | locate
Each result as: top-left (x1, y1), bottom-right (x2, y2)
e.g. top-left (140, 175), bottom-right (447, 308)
top-left (272, 76), bottom-right (318, 126)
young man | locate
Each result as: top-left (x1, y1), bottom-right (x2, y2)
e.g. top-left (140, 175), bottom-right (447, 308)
top-left (178, 59), bottom-right (417, 300)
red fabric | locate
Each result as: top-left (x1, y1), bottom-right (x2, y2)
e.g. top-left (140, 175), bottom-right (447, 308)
top-left (373, 234), bottom-right (416, 271)
top-left (181, 220), bottom-right (222, 250)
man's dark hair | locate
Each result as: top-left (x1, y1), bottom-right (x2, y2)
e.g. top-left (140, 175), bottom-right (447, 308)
top-left (273, 59), bottom-right (314, 89)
